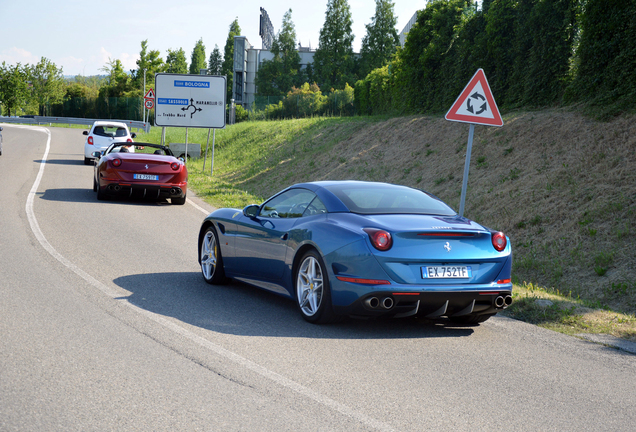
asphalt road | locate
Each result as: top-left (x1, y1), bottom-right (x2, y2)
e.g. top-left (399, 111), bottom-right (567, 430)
top-left (1, 125), bottom-right (635, 431)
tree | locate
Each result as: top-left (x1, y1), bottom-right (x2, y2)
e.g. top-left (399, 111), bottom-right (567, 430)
top-left (0, 62), bottom-right (30, 116)
top-left (359, 0), bottom-right (400, 78)
top-left (208, 44), bottom-right (223, 75)
top-left (165, 48), bottom-right (188, 74)
top-left (30, 57), bottom-right (66, 115)
top-left (312, 0), bottom-right (356, 90)
top-left (98, 58), bottom-right (133, 97)
top-left (189, 38), bottom-right (207, 74)
top-left (222, 18), bottom-right (241, 101)
top-left (132, 40), bottom-right (165, 95)
top-left (255, 9), bottom-right (302, 96)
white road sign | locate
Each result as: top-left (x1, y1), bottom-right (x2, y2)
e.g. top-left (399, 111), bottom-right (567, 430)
top-left (154, 73), bottom-right (226, 128)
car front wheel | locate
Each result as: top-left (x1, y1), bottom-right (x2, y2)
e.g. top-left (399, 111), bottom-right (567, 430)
top-left (295, 251), bottom-right (338, 324)
top-left (200, 226), bottom-right (226, 284)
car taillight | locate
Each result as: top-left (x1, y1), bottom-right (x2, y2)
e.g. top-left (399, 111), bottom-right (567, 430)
top-left (492, 232), bottom-right (507, 252)
top-left (363, 228), bottom-right (392, 251)
top-left (170, 162), bottom-right (180, 171)
top-left (88, 136), bottom-right (93, 145)
top-left (112, 158), bottom-right (122, 167)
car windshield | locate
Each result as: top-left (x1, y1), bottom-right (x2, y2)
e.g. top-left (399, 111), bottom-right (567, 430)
top-left (325, 183), bottom-right (456, 215)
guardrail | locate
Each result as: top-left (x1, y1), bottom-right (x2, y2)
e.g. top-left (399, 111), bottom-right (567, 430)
top-left (0, 116), bottom-right (151, 133)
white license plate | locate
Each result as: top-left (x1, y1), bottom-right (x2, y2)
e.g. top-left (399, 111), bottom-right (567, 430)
top-left (422, 266), bottom-right (472, 279)
top-left (133, 174), bottom-right (158, 180)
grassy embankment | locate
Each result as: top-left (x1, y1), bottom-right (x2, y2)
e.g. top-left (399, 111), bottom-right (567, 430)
top-left (136, 110), bottom-right (636, 340)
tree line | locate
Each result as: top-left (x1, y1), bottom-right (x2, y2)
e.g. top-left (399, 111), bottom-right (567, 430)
top-left (2, 0), bottom-right (634, 120)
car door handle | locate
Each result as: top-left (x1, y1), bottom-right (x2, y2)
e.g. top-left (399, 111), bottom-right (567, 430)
top-left (281, 233), bottom-right (288, 240)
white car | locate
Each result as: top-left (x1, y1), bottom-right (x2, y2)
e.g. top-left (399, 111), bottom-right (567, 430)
top-left (83, 121), bottom-right (136, 165)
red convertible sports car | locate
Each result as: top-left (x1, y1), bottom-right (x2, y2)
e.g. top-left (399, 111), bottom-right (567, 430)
top-left (92, 142), bottom-right (188, 204)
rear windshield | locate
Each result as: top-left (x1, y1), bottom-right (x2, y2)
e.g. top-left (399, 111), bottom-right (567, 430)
top-left (325, 183), bottom-right (456, 215)
top-left (93, 125), bottom-right (128, 137)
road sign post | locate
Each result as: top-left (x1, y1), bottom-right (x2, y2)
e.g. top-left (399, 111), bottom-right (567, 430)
top-left (445, 69), bottom-right (503, 217)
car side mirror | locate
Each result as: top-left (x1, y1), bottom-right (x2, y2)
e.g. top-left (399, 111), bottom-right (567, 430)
top-left (83, 130), bottom-right (88, 135)
top-left (243, 204), bottom-right (260, 218)
top-left (131, 132), bottom-right (137, 138)
top-left (91, 151), bottom-right (102, 159)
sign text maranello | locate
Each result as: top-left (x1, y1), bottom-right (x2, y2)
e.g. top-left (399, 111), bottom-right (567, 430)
top-left (174, 80), bottom-right (210, 88)
top-left (157, 98), bottom-right (189, 105)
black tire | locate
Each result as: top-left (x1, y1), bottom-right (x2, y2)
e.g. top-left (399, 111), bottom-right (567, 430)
top-left (449, 313), bottom-right (495, 325)
top-left (172, 194), bottom-right (186, 205)
top-left (295, 250), bottom-right (339, 324)
top-left (200, 226), bottom-right (227, 284)
top-left (93, 176), bottom-right (97, 192)
top-left (96, 184), bottom-right (106, 201)
top-left (84, 157), bottom-right (91, 165)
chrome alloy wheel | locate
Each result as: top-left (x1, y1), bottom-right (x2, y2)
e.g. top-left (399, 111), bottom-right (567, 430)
top-left (200, 230), bottom-right (218, 281)
top-left (296, 255), bottom-right (324, 317)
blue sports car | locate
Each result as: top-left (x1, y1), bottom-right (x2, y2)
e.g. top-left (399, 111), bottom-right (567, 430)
top-left (198, 181), bottom-right (512, 324)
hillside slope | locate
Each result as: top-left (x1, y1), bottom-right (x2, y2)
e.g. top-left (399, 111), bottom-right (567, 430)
top-left (223, 110), bottom-right (635, 315)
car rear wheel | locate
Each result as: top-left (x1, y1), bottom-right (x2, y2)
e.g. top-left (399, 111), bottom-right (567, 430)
top-left (200, 226), bottom-right (227, 284)
top-left (295, 251), bottom-right (338, 324)
top-left (96, 183), bottom-right (106, 200)
top-left (84, 157), bottom-right (91, 165)
top-left (449, 313), bottom-right (494, 325)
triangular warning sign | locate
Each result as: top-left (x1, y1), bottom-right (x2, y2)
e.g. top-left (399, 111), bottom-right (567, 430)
top-left (445, 69), bottom-right (503, 127)
top-left (144, 88), bottom-right (155, 99)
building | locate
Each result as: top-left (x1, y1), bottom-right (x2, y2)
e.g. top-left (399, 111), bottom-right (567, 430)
top-left (399, 12), bottom-right (419, 47)
top-left (232, 36), bottom-right (316, 109)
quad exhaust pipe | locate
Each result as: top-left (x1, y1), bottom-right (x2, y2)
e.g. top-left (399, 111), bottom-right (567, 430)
top-left (364, 296), bottom-right (394, 310)
top-left (108, 184), bottom-right (122, 192)
top-left (495, 295), bottom-right (513, 309)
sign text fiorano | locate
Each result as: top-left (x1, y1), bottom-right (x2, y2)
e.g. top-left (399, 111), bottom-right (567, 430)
top-left (174, 80), bottom-right (210, 88)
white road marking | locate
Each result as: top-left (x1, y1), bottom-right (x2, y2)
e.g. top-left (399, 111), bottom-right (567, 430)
top-left (23, 125), bottom-right (395, 432)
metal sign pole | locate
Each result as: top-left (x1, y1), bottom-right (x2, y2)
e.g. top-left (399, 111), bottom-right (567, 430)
top-left (161, 127), bottom-right (166, 146)
top-left (185, 127), bottom-right (188, 163)
top-left (458, 123), bottom-right (475, 217)
top-left (211, 129), bottom-right (216, 175)
top-left (203, 128), bottom-right (211, 172)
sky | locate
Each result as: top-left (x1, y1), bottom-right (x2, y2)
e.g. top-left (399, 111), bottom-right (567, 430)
top-left (0, 0), bottom-right (424, 77)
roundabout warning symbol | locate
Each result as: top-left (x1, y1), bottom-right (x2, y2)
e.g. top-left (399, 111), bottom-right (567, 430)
top-left (445, 69), bottom-right (503, 127)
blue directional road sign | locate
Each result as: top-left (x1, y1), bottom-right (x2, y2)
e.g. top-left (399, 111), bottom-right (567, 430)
top-left (155, 73), bottom-right (226, 128)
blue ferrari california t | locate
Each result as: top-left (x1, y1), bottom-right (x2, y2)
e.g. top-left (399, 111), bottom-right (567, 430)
top-left (198, 181), bottom-right (512, 324)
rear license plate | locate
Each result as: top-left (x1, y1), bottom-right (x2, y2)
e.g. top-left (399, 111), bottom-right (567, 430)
top-left (133, 174), bottom-right (158, 180)
top-left (422, 266), bottom-right (472, 279)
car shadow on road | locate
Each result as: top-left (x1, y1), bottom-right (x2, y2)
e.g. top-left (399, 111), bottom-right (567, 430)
top-left (35, 158), bottom-right (85, 166)
top-left (38, 187), bottom-right (173, 206)
top-left (113, 271), bottom-right (477, 339)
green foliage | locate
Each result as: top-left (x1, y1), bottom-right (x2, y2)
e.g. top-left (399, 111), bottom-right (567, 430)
top-left (566, 0), bottom-right (636, 116)
top-left (0, 62), bottom-right (30, 116)
top-left (222, 19), bottom-right (241, 102)
top-left (354, 65), bottom-right (392, 115)
top-left (283, 83), bottom-right (327, 117)
top-left (189, 38), bottom-right (207, 74)
top-left (165, 48), bottom-right (188, 74)
top-left (29, 57), bottom-right (66, 115)
top-left (313, 0), bottom-right (356, 90)
top-left (132, 40), bottom-right (165, 94)
top-left (393, 0), bottom-right (470, 113)
top-left (234, 104), bottom-right (249, 123)
top-left (359, 0), bottom-right (400, 78)
top-left (98, 59), bottom-right (134, 98)
top-left (208, 45), bottom-right (223, 75)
